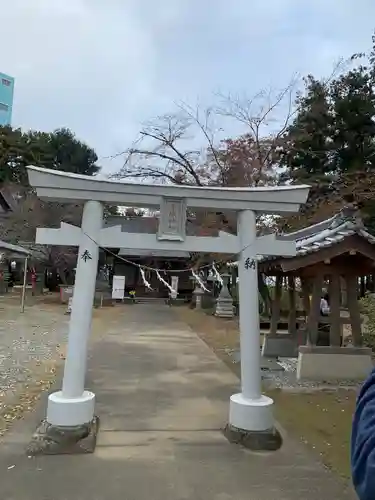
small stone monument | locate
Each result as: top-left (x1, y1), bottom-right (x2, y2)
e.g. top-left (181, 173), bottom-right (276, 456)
top-left (95, 268), bottom-right (112, 306)
top-left (215, 273), bottom-right (234, 318)
top-left (193, 282), bottom-right (205, 309)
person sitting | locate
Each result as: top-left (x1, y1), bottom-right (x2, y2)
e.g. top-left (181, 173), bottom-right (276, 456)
top-left (317, 293), bottom-right (330, 345)
top-left (320, 293), bottom-right (330, 316)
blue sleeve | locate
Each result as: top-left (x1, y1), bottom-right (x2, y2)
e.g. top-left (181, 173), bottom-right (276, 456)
top-left (352, 368), bottom-right (375, 500)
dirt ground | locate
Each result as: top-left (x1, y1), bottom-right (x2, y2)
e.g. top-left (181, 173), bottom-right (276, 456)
top-left (0, 294), bottom-right (67, 436)
top-left (0, 293), bottom-right (114, 438)
top-left (176, 307), bottom-right (357, 481)
top-left (0, 294), bottom-right (357, 481)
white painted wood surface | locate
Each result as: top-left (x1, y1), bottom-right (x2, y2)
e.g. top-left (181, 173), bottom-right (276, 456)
top-left (27, 165), bottom-right (310, 434)
top-left (27, 165), bottom-right (309, 213)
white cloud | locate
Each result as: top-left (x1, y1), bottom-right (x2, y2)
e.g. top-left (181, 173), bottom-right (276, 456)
top-left (2, 0), bottom-right (157, 168)
top-left (1, 0), bottom-right (375, 173)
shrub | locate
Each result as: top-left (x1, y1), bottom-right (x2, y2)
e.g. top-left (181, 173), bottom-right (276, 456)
top-left (359, 293), bottom-right (375, 350)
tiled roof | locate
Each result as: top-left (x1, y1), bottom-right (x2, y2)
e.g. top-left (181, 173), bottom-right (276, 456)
top-left (230, 205), bottom-right (375, 267)
top-left (0, 190), bottom-right (12, 214)
top-left (0, 239), bottom-right (31, 256)
top-left (275, 206), bottom-right (375, 258)
top-left (260, 206), bottom-right (375, 261)
top-left (0, 186), bottom-right (20, 212)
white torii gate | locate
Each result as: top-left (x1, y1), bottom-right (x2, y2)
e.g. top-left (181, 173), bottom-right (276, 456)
top-left (27, 165), bottom-right (309, 447)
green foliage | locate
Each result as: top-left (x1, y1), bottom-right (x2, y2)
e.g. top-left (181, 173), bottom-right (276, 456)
top-left (104, 204), bottom-right (119, 217)
top-left (281, 76), bottom-right (333, 183)
top-left (359, 293), bottom-right (375, 350)
top-left (281, 59), bottom-right (375, 180)
top-left (0, 126), bottom-right (100, 186)
top-left (280, 36), bottom-right (375, 228)
top-left (231, 282), bottom-right (265, 314)
top-left (35, 128), bottom-right (100, 176)
top-left (0, 126), bottom-right (30, 184)
top-left (0, 126), bottom-right (101, 272)
top-left (331, 67), bottom-right (375, 173)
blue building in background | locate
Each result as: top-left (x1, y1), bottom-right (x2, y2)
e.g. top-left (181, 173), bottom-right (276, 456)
top-left (0, 72), bottom-right (14, 126)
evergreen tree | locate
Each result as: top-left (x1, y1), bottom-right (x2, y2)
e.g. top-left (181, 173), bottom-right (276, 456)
top-left (0, 126), bottom-right (100, 186)
top-left (280, 35), bottom-right (375, 230)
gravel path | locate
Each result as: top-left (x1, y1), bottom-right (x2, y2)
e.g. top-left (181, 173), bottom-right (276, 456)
top-left (0, 296), bottom-right (68, 430)
top-left (227, 348), bottom-right (363, 392)
top-left (262, 357), bottom-right (362, 392)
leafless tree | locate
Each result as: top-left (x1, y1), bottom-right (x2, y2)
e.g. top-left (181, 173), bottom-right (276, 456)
top-left (0, 186), bottom-right (81, 281)
top-left (214, 77), bottom-right (299, 181)
top-left (113, 102), bottom-right (226, 186)
top-left (111, 81), bottom-right (304, 248)
top-left (113, 76), bottom-right (304, 191)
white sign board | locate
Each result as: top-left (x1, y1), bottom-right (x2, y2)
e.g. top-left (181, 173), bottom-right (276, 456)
top-left (170, 276), bottom-right (179, 299)
top-left (112, 275), bottom-right (125, 299)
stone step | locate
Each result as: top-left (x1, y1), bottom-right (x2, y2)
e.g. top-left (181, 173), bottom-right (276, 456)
top-left (133, 297), bottom-right (169, 304)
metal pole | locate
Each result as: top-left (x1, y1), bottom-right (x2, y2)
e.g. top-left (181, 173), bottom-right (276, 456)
top-left (20, 256), bottom-right (28, 313)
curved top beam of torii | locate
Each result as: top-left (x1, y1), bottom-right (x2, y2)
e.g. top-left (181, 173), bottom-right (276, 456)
top-left (26, 166), bottom-right (310, 214)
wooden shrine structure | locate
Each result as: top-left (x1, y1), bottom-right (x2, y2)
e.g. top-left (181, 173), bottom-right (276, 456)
top-left (104, 215), bottom-right (215, 297)
top-left (0, 239), bottom-right (31, 293)
top-left (259, 205), bottom-right (375, 380)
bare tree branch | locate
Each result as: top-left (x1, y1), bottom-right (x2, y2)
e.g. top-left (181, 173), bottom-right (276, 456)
top-left (0, 186), bottom-right (80, 271)
top-left (216, 76), bottom-right (299, 134)
top-left (174, 101), bottom-right (224, 173)
top-left (113, 113), bottom-right (206, 186)
top-left (212, 76), bottom-right (302, 187)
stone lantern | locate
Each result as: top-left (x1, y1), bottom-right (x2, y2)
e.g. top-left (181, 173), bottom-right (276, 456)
top-left (215, 273), bottom-right (234, 318)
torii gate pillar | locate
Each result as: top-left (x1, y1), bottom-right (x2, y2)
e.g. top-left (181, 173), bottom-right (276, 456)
top-left (224, 209), bottom-right (280, 449)
top-left (25, 166), bottom-right (309, 455)
top-left (48, 200), bottom-right (103, 427)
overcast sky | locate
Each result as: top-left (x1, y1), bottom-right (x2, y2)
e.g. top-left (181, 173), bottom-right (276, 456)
top-left (2, 1), bottom-right (375, 173)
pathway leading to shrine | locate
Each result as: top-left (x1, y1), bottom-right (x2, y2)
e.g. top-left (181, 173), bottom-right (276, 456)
top-left (0, 304), bottom-right (354, 499)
